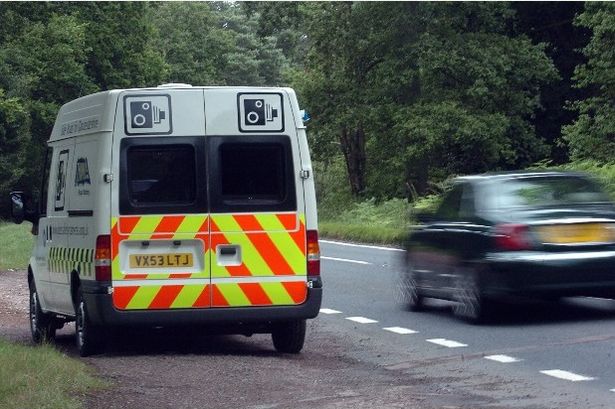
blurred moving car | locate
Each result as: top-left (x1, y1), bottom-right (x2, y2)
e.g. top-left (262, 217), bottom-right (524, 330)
top-left (401, 171), bottom-right (615, 323)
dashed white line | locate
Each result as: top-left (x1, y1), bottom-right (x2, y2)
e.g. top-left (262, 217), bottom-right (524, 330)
top-left (610, 389), bottom-right (615, 393)
top-left (484, 355), bottom-right (521, 363)
top-left (346, 316), bottom-right (378, 324)
top-left (540, 370), bottom-right (595, 382)
top-left (321, 256), bottom-right (372, 265)
top-left (320, 239), bottom-right (405, 252)
top-left (383, 326), bottom-right (418, 335)
top-left (320, 308), bottom-right (342, 315)
top-left (426, 338), bottom-right (468, 348)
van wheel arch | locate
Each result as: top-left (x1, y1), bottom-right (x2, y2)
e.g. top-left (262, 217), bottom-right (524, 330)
top-left (70, 271), bottom-right (81, 310)
top-left (27, 265), bottom-right (34, 288)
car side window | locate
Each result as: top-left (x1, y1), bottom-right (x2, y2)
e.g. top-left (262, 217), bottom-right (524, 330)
top-left (459, 184), bottom-right (475, 219)
top-left (436, 185), bottom-right (463, 220)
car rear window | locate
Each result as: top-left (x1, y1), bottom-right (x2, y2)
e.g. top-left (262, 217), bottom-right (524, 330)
top-left (492, 176), bottom-right (610, 209)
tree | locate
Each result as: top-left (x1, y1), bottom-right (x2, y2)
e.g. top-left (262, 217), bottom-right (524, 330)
top-left (562, 2), bottom-right (615, 163)
top-left (295, 2), bottom-right (558, 198)
top-left (152, 2), bottom-right (288, 86)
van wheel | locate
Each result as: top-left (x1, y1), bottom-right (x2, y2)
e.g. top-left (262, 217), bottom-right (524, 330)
top-left (75, 287), bottom-right (104, 356)
top-left (29, 281), bottom-right (56, 343)
top-left (271, 320), bottom-right (306, 354)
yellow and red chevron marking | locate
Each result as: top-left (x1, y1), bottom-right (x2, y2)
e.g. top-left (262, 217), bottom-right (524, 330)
top-left (113, 283), bottom-right (211, 310)
top-left (110, 215), bottom-right (210, 283)
top-left (211, 280), bottom-right (307, 307)
top-left (110, 213), bottom-right (307, 310)
top-left (210, 213), bottom-right (306, 278)
top-left (111, 279), bottom-right (307, 310)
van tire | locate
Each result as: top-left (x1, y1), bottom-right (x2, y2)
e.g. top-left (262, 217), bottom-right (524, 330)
top-left (271, 320), bottom-right (306, 353)
top-left (29, 280), bottom-right (56, 343)
top-left (75, 287), bottom-right (104, 356)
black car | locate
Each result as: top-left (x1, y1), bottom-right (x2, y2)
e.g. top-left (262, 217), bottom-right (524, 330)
top-left (401, 171), bottom-right (615, 323)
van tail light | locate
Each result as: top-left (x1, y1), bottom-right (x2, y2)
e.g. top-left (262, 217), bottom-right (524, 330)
top-left (95, 235), bottom-right (112, 281)
top-left (494, 224), bottom-right (532, 251)
top-left (307, 230), bottom-right (320, 276)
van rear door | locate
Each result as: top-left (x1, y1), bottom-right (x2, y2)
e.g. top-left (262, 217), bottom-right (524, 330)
top-left (205, 89), bottom-right (308, 308)
top-left (110, 90), bottom-right (212, 311)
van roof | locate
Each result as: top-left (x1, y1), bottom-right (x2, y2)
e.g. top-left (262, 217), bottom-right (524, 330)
top-left (49, 85), bottom-right (295, 142)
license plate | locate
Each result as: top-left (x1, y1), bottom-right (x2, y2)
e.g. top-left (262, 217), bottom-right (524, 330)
top-left (129, 253), bottom-right (194, 268)
top-left (538, 223), bottom-right (614, 244)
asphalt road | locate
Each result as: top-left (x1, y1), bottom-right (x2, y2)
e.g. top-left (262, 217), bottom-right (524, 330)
top-left (3, 240), bottom-right (615, 408)
top-left (320, 239), bottom-right (615, 408)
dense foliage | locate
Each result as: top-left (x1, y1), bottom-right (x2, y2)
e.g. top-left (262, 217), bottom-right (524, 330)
top-left (0, 2), bottom-right (612, 219)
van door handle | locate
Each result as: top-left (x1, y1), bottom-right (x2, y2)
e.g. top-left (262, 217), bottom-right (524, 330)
top-left (220, 247), bottom-right (236, 256)
top-left (216, 245), bottom-right (241, 266)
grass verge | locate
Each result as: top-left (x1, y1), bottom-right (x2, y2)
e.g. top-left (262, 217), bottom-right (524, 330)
top-left (0, 338), bottom-right (104, 409)
top-left (319, 221), bottom-right (407, 245)
top-left (0, 222), bottom-right (34, 270)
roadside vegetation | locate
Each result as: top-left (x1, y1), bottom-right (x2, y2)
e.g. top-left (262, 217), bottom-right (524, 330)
top-left (319, 160), bottom-right (615, 245)
top-left (0, 222), bottom-right (33, 270)
top-left (0, 338), bottom-right (104, 409)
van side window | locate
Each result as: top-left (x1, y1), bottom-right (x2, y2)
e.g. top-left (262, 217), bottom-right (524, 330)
top-left (120, 137), bottom-right (206, 215)
top-left (127, 145), bottom-right (195, 205)
top-left (209, 135), bottom-right (296, 213)
top-left (54, 150), bottom-right (69, 211)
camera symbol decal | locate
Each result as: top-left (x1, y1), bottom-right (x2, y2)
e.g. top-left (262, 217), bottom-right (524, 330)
top-left (124, 95), bottom-right (172, 134)
top-left (238, 93), bottom-right (284, 132)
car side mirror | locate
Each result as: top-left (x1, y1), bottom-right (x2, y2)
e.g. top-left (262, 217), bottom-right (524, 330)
top-left (10, 191), bottom-right (39, 226)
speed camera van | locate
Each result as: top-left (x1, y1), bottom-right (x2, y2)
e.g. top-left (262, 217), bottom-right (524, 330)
top-left (10, 84), bottom-right (322, 356)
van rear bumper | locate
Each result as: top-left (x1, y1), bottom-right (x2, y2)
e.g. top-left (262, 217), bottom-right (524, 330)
top-left (83, 287), bottom-right (322, 328)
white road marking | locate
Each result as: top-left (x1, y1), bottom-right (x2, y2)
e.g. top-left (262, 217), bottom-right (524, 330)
top-left (346, 316), bottom-right (378, 324)
top-left (320, 239), bottom-right (405, 252)
top-left (540, 370), bottom-right (595, 382)
top-left (383, 326), bottom-right (418, 335)
top-left (320, 308), bottom-right (342, 314)
top-left (321, 256), bottom-right (372, 265)
top-left (426, 338), bottom-right (468, 348)
top-left (484, 355), bottom-right (521, 363)
top-left (610, 389), bottom-right (615, 393)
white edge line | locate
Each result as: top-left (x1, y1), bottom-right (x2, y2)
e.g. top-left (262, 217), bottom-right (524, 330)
top-left (321, 256), bottom-right (371, 265)
top-left (540, 370), bottom-right (595, 382)
top-left (320, 239), bottom-right (405, 252)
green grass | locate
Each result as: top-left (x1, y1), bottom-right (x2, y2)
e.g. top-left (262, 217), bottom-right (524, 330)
top-left (0, 338), bottom-right (104, 409)
top-left (0, 222), bottom-right (34, 270)
top-left (318, 197), bottom-right (414, 245)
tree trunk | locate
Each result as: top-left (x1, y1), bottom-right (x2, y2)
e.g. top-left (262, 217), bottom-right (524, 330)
top-left (339, 125), bottom-right (366, 197)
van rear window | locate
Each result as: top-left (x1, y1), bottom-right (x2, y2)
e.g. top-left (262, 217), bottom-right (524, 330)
top-left (127, 145), bottom-right (196, 206)
top-left (209, 135), bottom-right (296, 213)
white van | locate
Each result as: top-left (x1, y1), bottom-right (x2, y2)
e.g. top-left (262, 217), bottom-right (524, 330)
top-left (10, 84), bottom-right (322, 356)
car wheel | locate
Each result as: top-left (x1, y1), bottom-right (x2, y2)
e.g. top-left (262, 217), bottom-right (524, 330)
top-left (452, 269), bottom-right (487, 324)
top-left (75, 287), bottom-right (104, 357)
top-left (398, 264), bottom-right (424, 311)
top-left (271, 320), bottom-right (306, 354)
top-left (29, 280), bottom-right (56, 343)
